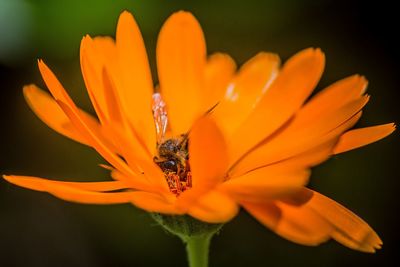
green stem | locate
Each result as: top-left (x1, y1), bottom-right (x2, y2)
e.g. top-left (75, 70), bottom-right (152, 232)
top-left (150, 214), bottom-right (222, 267)
top-left (185, 235), bottom-right (212, 267)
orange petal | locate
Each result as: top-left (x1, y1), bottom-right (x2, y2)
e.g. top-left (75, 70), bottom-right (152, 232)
top-left (234, 112), bottom-right (362, 175)
top-left (333, 123), bottom-right (396, 154)
top-left (38, 60), bottom-right (75, 107)
top-left (101, 125), bottom-right (149, 174)
top-left (80, 35), bottom-right (112, 125)
top-left (279, 188), bottom-right (314, 206)
top-left (116, 11), bottom-right (156, 155)
top-left (23, 84), bottom-right (90, 145)
top-left (331, 231), bottom-right (382, 253)
top-left (295, 75), bottom-right (367, 126)
top-left (286, 94), bottom-right (369, 138)
top-left (92, 36), bottom-right (117, 67)
top-left (212, 52), bottom-right (280, 136)
top-left (232, 95), bottom-right (367, 175)
top-left (37, 59), bottom-right (106, 137)
top-left (220, 168), bottom-right (310, 203)
top-left (3, 175), bottom-right (129, 192)
top-left (187, 190), bottom-right (238, 223)
top-left (81, 36), bottom-right (153, 161)
top-left (306, 189), bottom-right (382, 252)
top-left (56, 100), bottom-right (142, 186)
top-left (242, 202), bottom-right (281, 227)
top-left (157, 11), bottom-right (206, 134)
top-left (3, 175), bottom-right (137, 205)
top-left (266, 139), bottom-right (337, 170)
top-left (176, 116), bottom-right (228, 210)
top-left (136, 159), bottom-right (171, 194)
top-left (189, 117), bottom-right (228, 189)
top-left (229, 48), bottom-right (325, 163)
top-left (202, 53), bottom-right (236, 112)
top-left (130, 191), bottom-right (180, 214)
top-left (111, 170), bottom-right (161, 193)
top-left (100, 67), bottom-right (124, 124)
top-left (243, 200), bottom-right (333, 246)
top-left (101, 67), bottom-right (153, 160)
top-left (58, 101), bottom-right (162, 195)
top-left (230, 139), bottom-right (336, 180)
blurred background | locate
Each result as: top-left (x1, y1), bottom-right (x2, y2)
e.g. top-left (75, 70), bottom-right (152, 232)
top-left (0, 0), bottom-right (398, 266)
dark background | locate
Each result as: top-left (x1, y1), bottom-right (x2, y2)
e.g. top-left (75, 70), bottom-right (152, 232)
top-left (0, 0), bottom-right (398, 266)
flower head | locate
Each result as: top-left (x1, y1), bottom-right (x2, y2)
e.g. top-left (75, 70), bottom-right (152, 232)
top-left (4, 11), bottom-right (395, 253)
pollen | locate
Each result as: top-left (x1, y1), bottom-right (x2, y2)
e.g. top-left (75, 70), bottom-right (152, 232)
top-left (165, 171), bottom-right (192, 196)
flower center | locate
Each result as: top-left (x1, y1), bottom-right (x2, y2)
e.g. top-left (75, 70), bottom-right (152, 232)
top-left (154, 136), bottom-right (192, 195)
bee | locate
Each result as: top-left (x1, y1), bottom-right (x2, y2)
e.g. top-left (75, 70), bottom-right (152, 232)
top-left (152, 93), bottom-right (192, 194)
top-left (153, 135), bottom-right (192, 194)
top-left (154, 135), bottom-right (188, 172)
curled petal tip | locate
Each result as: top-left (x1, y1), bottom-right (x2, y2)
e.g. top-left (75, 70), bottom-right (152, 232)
top-left (80, 35), bottom-right (92, 50)
top-left (81, 34), bottom-right (91, 41)
top-left (37, 59), bottom-right (47, 69)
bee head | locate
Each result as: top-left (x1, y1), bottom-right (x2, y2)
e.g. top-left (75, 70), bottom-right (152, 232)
top-left (157, 160), bottom-right (178, 173)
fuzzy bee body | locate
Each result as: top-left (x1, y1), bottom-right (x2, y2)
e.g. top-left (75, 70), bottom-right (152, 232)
top-left (154, 135), bottom-right (192, 195)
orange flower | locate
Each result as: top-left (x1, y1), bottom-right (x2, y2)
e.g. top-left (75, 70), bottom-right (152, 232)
top-left (3, 11), bottom-right (395, 253)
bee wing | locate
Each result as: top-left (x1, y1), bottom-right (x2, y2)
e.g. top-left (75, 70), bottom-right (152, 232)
top-left (152, 93), bottom-right (168, 144)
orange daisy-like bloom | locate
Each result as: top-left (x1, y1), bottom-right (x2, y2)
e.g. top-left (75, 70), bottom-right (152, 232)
top-left (4, 11), bottom-right (395, 253)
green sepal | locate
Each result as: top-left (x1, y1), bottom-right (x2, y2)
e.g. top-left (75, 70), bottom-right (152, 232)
top-left (151, 213), bottom-right (223, 241)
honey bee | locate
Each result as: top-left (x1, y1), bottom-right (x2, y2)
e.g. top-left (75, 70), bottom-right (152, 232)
top-left (152, 93), bottom-right (192, 194)
top-left (153, 135), bottom-right (192, 195)
top-left (154, 134), bottom-right (188, 173)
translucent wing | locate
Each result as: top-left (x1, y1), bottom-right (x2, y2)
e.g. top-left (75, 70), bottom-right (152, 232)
top-left (152, 93), bottom-right (168, 144)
